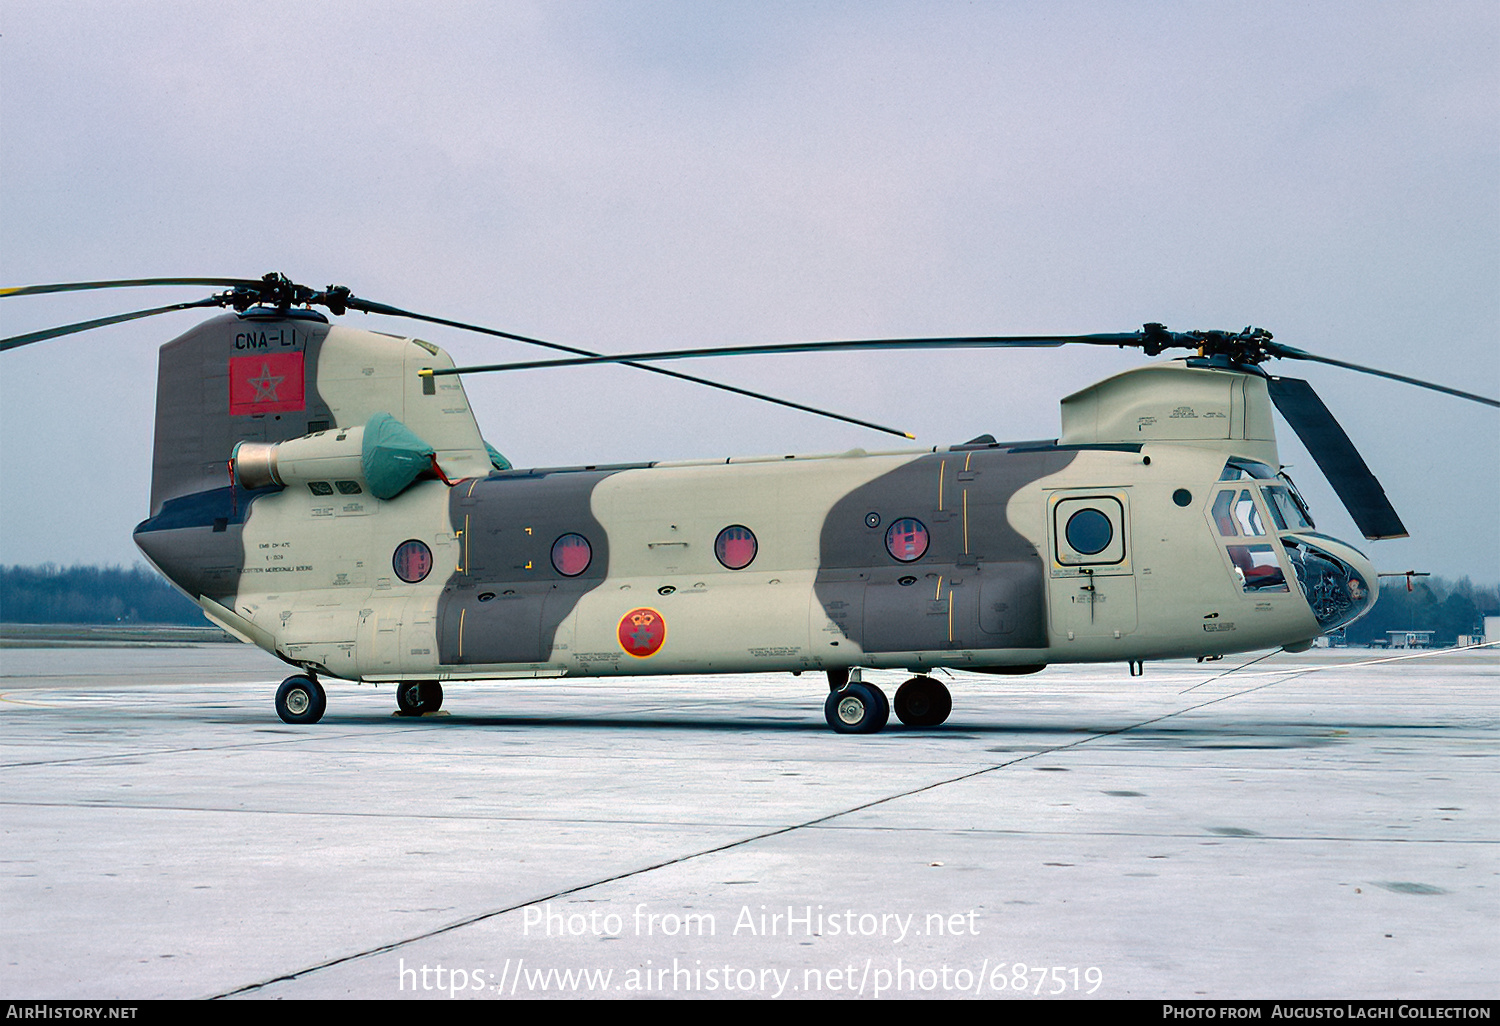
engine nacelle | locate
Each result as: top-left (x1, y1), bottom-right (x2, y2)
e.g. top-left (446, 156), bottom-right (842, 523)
top-left (233, 426), bottom-right (368, 493)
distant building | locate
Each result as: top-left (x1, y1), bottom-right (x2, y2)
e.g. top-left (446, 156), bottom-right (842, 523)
top-left (1460, 615), bottom-right (1494, 648)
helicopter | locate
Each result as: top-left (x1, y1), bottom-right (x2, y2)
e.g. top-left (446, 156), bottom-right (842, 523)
top-left (4, 273), bottom-right (1496, 733)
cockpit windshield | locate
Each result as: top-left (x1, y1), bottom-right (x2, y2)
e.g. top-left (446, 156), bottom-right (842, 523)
top-left (1263, 485), bottom-right (1312, 530)
top-left (1218, 459), bottom-right (1316, 530)
top-left (1274, 473), bottom-right (1315, 528)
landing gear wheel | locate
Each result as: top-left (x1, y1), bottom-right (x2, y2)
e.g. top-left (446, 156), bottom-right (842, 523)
top-left (396, 681), bottom-right (443, 716)
top-left (275, 675), bottom-right (326, 724)
top-left (894, 675), bottom-right (951, 727)
top-left (824, 681), bottom-right (889, 734)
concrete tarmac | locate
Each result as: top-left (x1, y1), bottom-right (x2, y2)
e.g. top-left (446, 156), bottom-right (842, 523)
top-left (0, 642), bottom-right (1494, 1000)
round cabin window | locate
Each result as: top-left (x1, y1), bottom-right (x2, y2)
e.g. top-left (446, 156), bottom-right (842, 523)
top-left (714, 526), bottom-right (758, 570)
top-left (885, 518), bottom-right (930, 563)
top-left (551, 533), bottom-right (592, 577)
top-left (393, 539), bottom-right (433, 583)
top-left (1065, 508), bottom-right (1113, 556)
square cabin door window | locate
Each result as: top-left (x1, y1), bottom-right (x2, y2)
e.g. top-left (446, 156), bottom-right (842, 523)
top-left (1054, 496), bottom-right (1127, 566)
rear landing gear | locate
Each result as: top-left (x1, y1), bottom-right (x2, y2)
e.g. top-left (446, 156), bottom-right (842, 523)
top-left (824, 679), bottom-right (890, 734)
top-left (275, 675), bottom-right (326, 724)
top-left (894, 675), bottom-right (952, 727)
top-left (396, 681), bottom-right (444, 716)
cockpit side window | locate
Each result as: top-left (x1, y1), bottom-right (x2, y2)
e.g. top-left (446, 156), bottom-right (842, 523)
top-left (1212, 490), bottom-right (1239, 537)
top-left (1234, 490), bottom-right (1266, 536)
top-left (1213, 489), bottom-right (1265, 538)
top-left (1212, 477), bottom-right (1293, 597)
top-left (1226, 544), bottom-right (1289, 592)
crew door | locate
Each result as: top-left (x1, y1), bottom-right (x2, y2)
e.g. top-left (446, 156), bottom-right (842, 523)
top-left (1047, 491), bottom-right (1137, 640)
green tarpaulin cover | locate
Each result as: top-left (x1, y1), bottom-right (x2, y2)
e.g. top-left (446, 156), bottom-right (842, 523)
top-left (360, 413), bottom-right (436, 500)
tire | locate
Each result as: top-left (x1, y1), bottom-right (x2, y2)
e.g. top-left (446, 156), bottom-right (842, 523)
top-left (396, 680), bottom-right (443, 715)
top-left (894, 675), bottom-right (952, 727)
top-left (824, 681), bottom-right (890, 734)
top-left (276, 675), bottom-right (326, 724)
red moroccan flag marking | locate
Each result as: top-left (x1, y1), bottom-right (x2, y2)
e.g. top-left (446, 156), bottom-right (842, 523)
top-left (229, 352), bottom-right (306, 415)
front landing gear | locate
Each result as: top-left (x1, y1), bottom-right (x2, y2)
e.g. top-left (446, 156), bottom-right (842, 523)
top-left (396, 681), bottom-right (444, 716)
top-left (824, 671), bottom-right (890, 734)
top-left (894, 675), bottom-right (952, 727)
top-left (275, 675), bottom-right (326, 724)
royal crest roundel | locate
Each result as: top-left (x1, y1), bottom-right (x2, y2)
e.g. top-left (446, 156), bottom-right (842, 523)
top-left (618, 607), bottom-right (666, 658)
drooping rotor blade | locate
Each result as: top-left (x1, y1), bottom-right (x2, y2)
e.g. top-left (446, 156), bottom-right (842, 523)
top-left (1264, 343), bottom-right (1499, 408)
top-left (424, 332), bottom-right (1156, 378)
top-left (344, 297), bottom-right (919, 439)
top-left (1267, 376), bottom-right (1408, 541)
top-left (1, 297), bottom-right (225, 352)
top-left (0, 277), bottom-right (265, 299)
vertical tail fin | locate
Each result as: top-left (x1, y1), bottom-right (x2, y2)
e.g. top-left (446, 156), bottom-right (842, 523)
top-left (149, 309), bottom-right (335, 514)
top-left (137, 307), bottom-right (489, 605)
top-left (148, 308), bottom-right (490, 514)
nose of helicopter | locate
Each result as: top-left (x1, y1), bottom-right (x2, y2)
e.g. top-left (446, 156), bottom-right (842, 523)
top-left (1282, 532), bottom-right (1378, 633)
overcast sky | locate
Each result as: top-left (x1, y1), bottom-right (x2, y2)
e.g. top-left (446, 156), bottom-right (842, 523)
top-left (1, 1), bottom-right (1496, 584)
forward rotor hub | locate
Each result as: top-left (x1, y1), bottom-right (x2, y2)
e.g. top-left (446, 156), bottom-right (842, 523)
top-left (1140, 322), bottom-right (1276, 363)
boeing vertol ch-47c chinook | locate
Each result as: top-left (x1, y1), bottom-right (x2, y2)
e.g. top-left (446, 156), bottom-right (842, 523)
top-left (5, 274), bottom-right (1496, 732)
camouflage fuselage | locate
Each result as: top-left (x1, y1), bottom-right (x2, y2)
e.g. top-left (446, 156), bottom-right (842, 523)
top-left (134, 311), bottom-right (1377, 684)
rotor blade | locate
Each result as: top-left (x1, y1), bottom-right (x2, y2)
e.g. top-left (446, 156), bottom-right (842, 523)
top-left (0, 298), bottom-right (224, 352)
top-left (345, 298), bottom-right (919, 439)
top-left (426, 332), bottom-right (1150, 378)
top-left (0, 277), bottom-right (264, 299)
top-left (1267, 376), bottom-right (1408, 540)
top-left (1266, 343), bottom-right (1499, 408)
